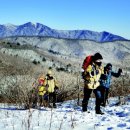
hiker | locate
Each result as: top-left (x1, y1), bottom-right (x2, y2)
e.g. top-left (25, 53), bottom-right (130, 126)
top-left (29, 75), bottom-right (46, 108)
top-left (82, 52), bottom-right (104, 114)
top-left (38, 77), bottom-right (47, 107)
top-left (99, 63), bottom-right (122, 106)
top-left (44, 70), bottom-right (59, 108)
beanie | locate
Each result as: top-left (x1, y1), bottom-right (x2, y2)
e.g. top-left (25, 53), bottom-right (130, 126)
top-left (106, 63), bottom-right (112, 68)
top-left (93, 53), bottom-right (103, 61)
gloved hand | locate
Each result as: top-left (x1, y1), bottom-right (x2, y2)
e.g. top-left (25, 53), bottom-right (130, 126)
top-left (54, 86), bottom-right (59, 93)
top-left (118, 68), bottom-right (122, 73)
top-left (96, 70), bottom-right (99, 75)
top-left (101, 74), bottom-right (107, 80)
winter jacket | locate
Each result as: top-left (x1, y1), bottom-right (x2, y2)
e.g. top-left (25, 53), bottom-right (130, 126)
top-left (84, 63), bottom-right (103, 89)
top-left (44, 76), bottom-right (58, 93)
top-left (38, 85), bottom-right (46, 96)
top-left (100, 69), bottom-right (121, 89)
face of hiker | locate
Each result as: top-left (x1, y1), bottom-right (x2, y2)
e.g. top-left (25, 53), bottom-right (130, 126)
top-left (106, 66), bottom-right (112, 72)
top-left (93, 53), bottom-right (103, 65)
top-left (94, 59), bottom-right (102, 67)
top-left (47, 74), bottom-right (53, 79)
top-left (38, 79), bottom-right (44, 85)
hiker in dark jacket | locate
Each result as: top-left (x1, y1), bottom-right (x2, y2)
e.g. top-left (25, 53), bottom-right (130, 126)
top-left (99, 63), bottom-right (122, 106)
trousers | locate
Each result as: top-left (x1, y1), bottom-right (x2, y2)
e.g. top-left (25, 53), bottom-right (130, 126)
top-left (82, 87), bottom-right (102, 112)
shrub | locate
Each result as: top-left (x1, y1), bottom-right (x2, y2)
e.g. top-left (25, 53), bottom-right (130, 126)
top-left (42, 57), bottom-right (46, 62)
top-left (56, 67), bottom-right (66, 72)
top-left (32, 59), bottom-right (40, 65)
top-left (7, 42), bottom-right (10, 45)
top-left (67, 64), bottom-right (71, 68)
top-left (17, 43), bottom-right (20, 46)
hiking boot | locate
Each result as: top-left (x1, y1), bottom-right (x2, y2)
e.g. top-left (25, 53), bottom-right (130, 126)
top-left (82, 109), bottom-right (87, 112)
top-left (53, 103), bottom-right (57, 108)
top-left (82, 108), bottom-right (87, 112)
top-left (101, 103), bottom-right (106, 107)
top-left (96, 110), bottom-right (104, 115)
top-left (48, 104), bottom-right (53, 108)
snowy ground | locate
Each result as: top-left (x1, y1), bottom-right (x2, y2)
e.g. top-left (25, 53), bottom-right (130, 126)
top-left (0, 97), bottom-right (130, 130)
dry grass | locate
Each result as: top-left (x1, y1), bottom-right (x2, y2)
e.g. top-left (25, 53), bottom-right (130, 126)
top-left (110, 72), bottom-right (130, 97)
top-left (0, 50), bottom-right (130, 107)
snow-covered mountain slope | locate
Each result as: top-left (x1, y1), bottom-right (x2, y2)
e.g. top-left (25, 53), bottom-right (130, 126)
top-left (0, 24), bottom-right (17, 37)
top-left (0, 22), bottom-right (128, 42)
top-left (2, 37), bottom-right (130, 68)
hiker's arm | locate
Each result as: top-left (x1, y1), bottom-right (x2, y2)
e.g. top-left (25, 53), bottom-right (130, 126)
top-left (43, 79), bottom-right (49, 89)
top-left (111, 69), bottom-right (122, 78)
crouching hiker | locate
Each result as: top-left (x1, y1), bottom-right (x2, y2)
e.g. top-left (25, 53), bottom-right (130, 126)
top-left (99, 63), bottom-right (122, 107)
top-left (38, 77), bottom-right (47, 107)
top-left (82, 53), bottom-right (104, 114)
top-left (29, 75), bottom-right (47, 108)
top-left (44, 70), bottom-right (59, 108)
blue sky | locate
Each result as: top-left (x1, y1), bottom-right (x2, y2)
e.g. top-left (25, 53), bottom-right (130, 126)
top-left (0, 0), bottom-right (130, 39)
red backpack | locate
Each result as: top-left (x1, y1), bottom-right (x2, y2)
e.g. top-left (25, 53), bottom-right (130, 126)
top-left (82, 55), bottom-right (93, 80)
top-left (82, 55), bottom-right (93, 70)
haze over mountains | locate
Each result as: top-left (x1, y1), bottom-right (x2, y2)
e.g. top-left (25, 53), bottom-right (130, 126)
top-left (0, 22), bottom-right (128, 42)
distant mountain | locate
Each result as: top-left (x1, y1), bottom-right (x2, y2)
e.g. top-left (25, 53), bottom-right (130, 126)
top-left (0, 22), bottom-right (128, 42)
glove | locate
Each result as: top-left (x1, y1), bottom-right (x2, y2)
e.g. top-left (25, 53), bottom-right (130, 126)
top-left (101, 74), bottom-right (107, 80)
top-left (118, 68), bottom-right (122, 73)
top-left (54, 86), bottom-right (59, 93)
top-left (96, 70), bottom-right (99, 75)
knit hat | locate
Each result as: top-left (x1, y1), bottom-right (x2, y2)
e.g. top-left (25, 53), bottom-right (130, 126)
top-left (38, 76), bottom-right (45, 84)
top-left (93, 53), bottom-right (103, 61)
top-left (106, 63), bottom-right (112, 70)
top-left (47, 70), bottom-right (52, 75)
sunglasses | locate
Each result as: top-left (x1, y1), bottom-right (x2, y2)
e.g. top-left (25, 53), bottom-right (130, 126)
top-left (107, 66), bottom-right (112, 70)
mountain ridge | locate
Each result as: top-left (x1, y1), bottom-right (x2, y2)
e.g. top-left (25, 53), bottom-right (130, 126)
top-left (0, 22), bottom-right (128, 42)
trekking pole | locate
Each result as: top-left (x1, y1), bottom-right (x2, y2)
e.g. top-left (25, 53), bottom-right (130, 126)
top-left (77, 73), bottom-right (80, 105)
top-left (107, 88), bottom-right (111, 105)
top-left (104, 88), bottom-right (106, 106)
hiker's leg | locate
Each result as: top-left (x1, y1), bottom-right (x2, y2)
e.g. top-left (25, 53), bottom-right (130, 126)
top-left (39, 95), bottom-right (42, 106)
top-left (94, 89), bottom-right (104, 114)
top-left (82, 87), bottom-right (92, 112)
top-left (48, 93), bottom-right (51, 103)
top-left (52, 92), bottom-right (56, 108)
top-left (94, 89), bottom-right (102, 111)
top-left (100, 88), bottom-right (106, 106)
top-left (48, 93), bottom-right (53, 107)
top-left (43, 93), bottom-right (49, 107)
top-left (41, 95), bottom-right (44, 106)
top-left (104, 88), bottom-right (109, 105)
